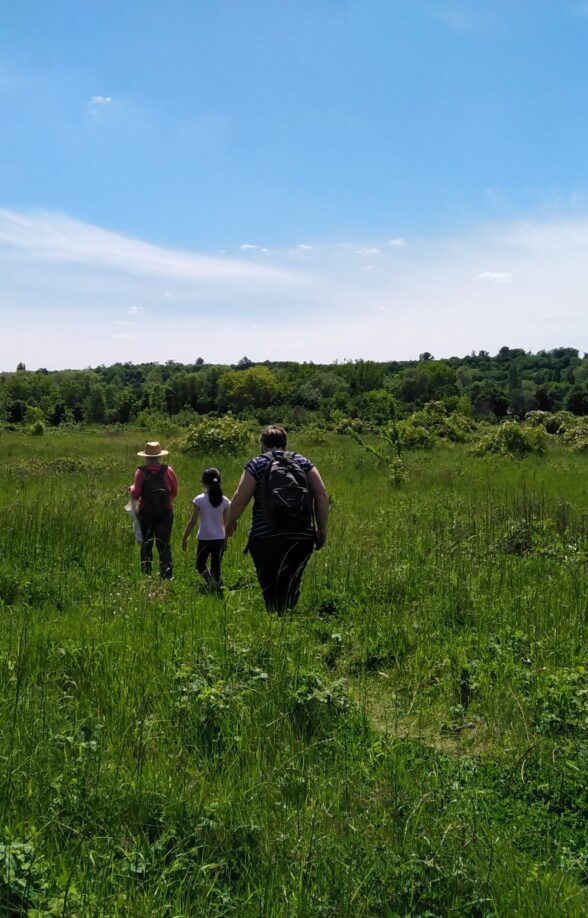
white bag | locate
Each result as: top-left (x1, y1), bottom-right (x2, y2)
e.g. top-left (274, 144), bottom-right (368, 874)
top-left (125, 499), bottom-right (143, 544)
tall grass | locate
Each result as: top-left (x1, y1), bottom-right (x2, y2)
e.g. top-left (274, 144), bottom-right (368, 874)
top-left (0, 429), bottom-right (586, 915)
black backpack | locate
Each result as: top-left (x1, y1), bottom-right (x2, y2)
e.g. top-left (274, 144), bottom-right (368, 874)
top-left (260, 451), bottom-right (313, 532)
top-left (140, 465), bottom-right (170, 516)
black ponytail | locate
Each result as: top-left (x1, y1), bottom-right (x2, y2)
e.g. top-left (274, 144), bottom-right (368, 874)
top-left (202, 467), bottom-right (223, 508)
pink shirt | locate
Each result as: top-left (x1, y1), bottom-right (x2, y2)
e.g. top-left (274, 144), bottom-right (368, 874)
top-left (130, 463), bottom-right (178, 511)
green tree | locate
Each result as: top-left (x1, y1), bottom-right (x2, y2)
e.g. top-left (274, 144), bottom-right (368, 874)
top-left (85, 385), bottom-right (107, 423)
top-left (564, 384), bottom-right (588, 416)
top-left (218, 366), bottom-right (279, 413)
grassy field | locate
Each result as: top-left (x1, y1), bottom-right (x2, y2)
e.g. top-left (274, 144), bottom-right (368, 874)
top-left (0, 428), bottom-right (587, 916)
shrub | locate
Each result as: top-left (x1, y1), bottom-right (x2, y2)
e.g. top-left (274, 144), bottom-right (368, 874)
top-left (297, 424), bottom-right (328, 447)
top-left (181, 414), bottom-right (253, 455)
top-left (410, 401), bottom-right (476, 443)
top-left (397, 421), bottom-right (435, 450)
top-left (524, 410), bottom-right (551, 428)
top-left (471, 422), bottom-right (547, 458)
top-left (561, 418), bottom-right (588, 450)
top-left (334, 417), bottom-right (364, 434)
top-left (29, 420), bottom-right (45, 436)
top-left (526, 410), bottom-right (576, 435)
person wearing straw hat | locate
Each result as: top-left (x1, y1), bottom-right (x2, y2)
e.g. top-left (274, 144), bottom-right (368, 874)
top-left (129, 441), bottom-right (178, 579)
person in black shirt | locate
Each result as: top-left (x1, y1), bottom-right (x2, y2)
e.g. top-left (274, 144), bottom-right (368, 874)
top-left (226, 424), bottom-right (329, 613)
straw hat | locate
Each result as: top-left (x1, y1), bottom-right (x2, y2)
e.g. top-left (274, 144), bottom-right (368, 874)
top-left (137, 440), bottom-right (169, 458)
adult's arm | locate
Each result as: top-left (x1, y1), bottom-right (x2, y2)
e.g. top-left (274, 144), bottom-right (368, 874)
top-left (308, 466), bottom-right (329, 549)
top-left (129, 467), bottom-right (144, 499)
top-left (225, 470), bottom-right (256, 538)
top-left (166, 466), bottom-right (178, 501)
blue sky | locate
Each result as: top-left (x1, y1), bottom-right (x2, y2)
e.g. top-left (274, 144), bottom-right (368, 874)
top-left (2, 1), bottom-right (588, 369)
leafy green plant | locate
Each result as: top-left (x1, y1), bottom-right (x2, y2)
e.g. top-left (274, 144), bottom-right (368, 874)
top-left (288, 670), bottom-right (349, 736)
top-left (0, 837), bottom-right (49, 915)
top-left (534, 666), bottom-right (588, 735)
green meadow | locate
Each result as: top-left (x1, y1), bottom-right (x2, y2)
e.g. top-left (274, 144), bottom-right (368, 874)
top-left (0, 429), bottom-right (587, 916)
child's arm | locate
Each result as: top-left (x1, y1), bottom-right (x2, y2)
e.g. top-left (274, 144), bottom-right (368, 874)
top-left (222, 501), bottom-right (230, 544)
top-left (182, 505), bottom-right (199, 551)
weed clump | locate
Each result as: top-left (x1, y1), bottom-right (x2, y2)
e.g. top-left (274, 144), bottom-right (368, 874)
top-left (533, 666), bottom-right (588, 736)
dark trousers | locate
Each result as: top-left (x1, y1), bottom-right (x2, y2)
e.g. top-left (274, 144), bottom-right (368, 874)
top-left (196, 539), bottom-right (225, 583)
top-left (248, 534), bottom-right (314, 613)
top-left (139, 510), bottom-right (173, 579)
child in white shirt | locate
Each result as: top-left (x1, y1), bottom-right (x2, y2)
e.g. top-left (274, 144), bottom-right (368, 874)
top-left (182, 467), bottom-right (230, 590)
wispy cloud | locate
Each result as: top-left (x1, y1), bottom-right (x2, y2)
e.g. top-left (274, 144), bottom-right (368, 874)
top-left (477, 271), bottom-right (512, 284)
top-left (433, 4), bottom-right (498, 34)
top-left (240, 243), bottom-right (258, 251)
top-left (389, 237), bottom-right (406, 248)
top-left (354, 247), bottom-right (381, 256)
top-left (3, 209), bottom-right (588, 368)
top-left (436, 8), bottom-right (471, 31)
top-left (88, 95), bottom-right (114, 118)
top-left (0, 210), bottom-right (293, 283)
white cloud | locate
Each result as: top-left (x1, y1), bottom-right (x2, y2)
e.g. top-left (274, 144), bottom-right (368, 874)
top-left (289, 243), bottom-right (314, 255)
top-left (477, 272), bottom-right (512, 284)
top-left (354, 247), bottom-right (381, 255)
top-left (240, 243), bottom-right (258, 250)
top-left (90, 95), bottom-right (112, 105)
top-left (436, 9), bottom-right (470, 31)
top-left (0, 210), bottom-right (293, 284)
top-left (434, 5), bottom-right (499, 34)
top-left (3, 209), bottom-right (588, 368)
top-left (388, 237), bottom-right (406, 248)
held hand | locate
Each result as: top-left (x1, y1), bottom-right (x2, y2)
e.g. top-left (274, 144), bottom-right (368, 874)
top-left (225, 520), bottom-right (237, 538)
top-left (315, 530), bottom-right (327, 550)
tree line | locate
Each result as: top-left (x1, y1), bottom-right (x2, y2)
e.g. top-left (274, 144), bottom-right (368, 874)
top-left (3, 347), bottom-right (588, 429)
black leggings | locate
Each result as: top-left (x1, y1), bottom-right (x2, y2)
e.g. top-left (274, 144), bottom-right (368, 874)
top-left (139, 510), bottom-right (173, 579)
top-left (196, 539), bottom-right (225, 582)
top-left (248, 534), bottom-right (314, 613)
